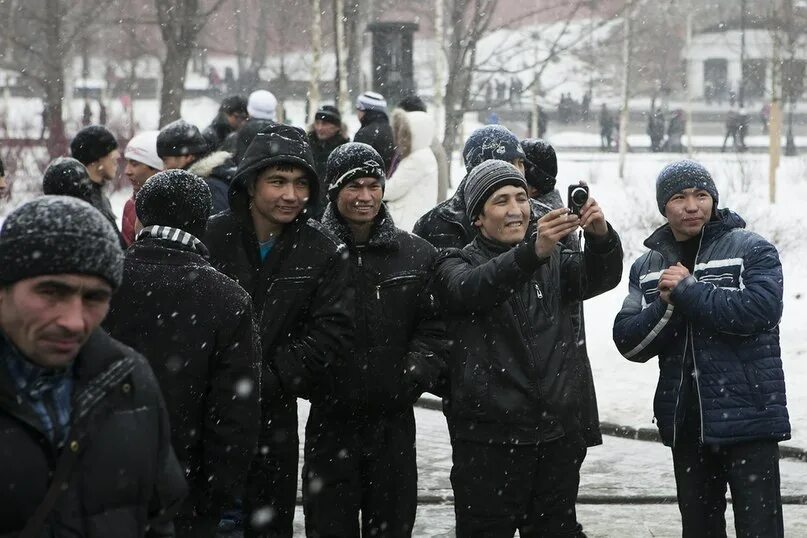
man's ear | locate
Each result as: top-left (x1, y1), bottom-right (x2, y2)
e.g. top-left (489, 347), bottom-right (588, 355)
top-left (472, 214), bottom-right (482, 228)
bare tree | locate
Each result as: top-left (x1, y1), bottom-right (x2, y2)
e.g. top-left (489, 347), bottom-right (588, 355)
top-left (154, 0), bottom-right (227, 126)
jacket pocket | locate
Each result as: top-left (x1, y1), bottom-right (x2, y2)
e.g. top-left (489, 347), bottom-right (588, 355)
top-left (742, 362), bottom-right (767, 411)
top-left (459, 360), bottom-right (489, 414)
top-left (260, 275), bottom-right (314, 322)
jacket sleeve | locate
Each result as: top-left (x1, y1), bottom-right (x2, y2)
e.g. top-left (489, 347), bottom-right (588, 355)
top-left (612, 259), bottom-right (684, 363)
top-left (204, 299), bottom-right (262, 511)
top-left (670, 237), bottom-right (783, 335)
top-left (435, 241), bottom-right (547, 314)
top-left (561, 223), bottom-right (624, 303)
top-left (270, 247), bottom-right (355, 398)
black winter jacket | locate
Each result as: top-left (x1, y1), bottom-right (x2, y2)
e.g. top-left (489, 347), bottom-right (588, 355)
top-left (353, 110), bottom-right (396, 174)
top-left (202, 114), bottom-right (235, 151)
top-left (0, 329), bottom-right (187, 537)
top-left (204, 128), bottom-right (354, 407)
top-left (103, 237), bottom-right (261, 519)
top-left (320, 204), bottom-right (448, 418)
top-left (435, 229), bottom-right (623, 444)
top-left (307, 131), bottom-right (349, 218)
top-left (188, 150), bottom-right (237, 215)
top-left (233, 118), bottom-right (278, 164)
top-left (613, 209), bottom-right (790, 446)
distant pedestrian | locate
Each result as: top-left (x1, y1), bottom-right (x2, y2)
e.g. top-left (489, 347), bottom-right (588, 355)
top-left (354, 91), bottom-right (397, 175)
top-left (202, 95), bottom-right (248, 151)
top-left (648, 108), bottom-right (665, 152)
top-left (233, 89), bottom-right (279, 163)
top-left (82, 100), bottom-right (92, 127)
top-left (98, 100), bottom-right (107, 126)
top-left (121, 130), bottom-right (163, 245)
top-left (666, 109), bottom-right (686, 153)
top-left (599, 104), bottom-right (615, 151)
top-left (307, 104), bottom-right (349, 216)
top-left (398, 94), bottom-right (450, 203)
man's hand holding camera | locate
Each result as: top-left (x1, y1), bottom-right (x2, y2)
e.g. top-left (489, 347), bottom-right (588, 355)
top-left (658, 262), bottom-right (690, 304)
top-left (534, 188), bottom-right (608, 259)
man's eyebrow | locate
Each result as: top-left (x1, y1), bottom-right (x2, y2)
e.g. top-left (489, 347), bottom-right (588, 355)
top-left (34, 280), bottom-right (78, 294)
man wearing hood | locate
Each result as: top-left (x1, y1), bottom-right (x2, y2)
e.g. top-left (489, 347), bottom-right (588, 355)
top-left (203, 95), bottom-right (248, 151)
top-left (353, 91), bottom-right (397, 175)
top-left (205, 123), bottom-right (354, 538)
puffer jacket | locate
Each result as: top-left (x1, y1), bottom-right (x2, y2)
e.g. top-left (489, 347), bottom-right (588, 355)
top-left (384, 110), bottom-right (439, 232)
top-left (0, 329), bottom-right (187, 537)
top-left (613, 209), bottom-right (790, 447)
top-left (204, 126), bottom-right (354, 407)
top-left (436, 228), bottom-right (623, 444)
top-left (320, 204), bottom-right (448, 418)
top-left (188, 150), bottom-right (237, 215)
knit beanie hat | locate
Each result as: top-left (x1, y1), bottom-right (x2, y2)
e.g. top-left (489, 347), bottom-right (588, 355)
top-left (220, 95), bottom-right (248, 115)
top-left (397, 94), bottom-right (427, 113)
top-left (247, 90), bottom-right (278, 120)
top-left (656, 160), bottom-right (719, 216)
top-left (157, 119), bottom-right (209, 159)
top-left (464, 160), bottom-right (528, 222)
top-left (42, 157), bottom-right (94, 202)
top-left (462, 125), bottom-right (526, 172)
top-left (0, 196), bottom-right (124, 288)
top-left (70, 125), bottom-right (119, 165)
top-left (356, 91), bottom-right (387, 113)
top-left (124, 131), bottom-right (163, 171)
top-left (136, 170), bottom-right (212, 239)
top-left (326, 142), bottom-right (386, 202)
top-left (315, 105), bottom-right (341, 127)
top-left (521, 138), bottom-right (557, 195)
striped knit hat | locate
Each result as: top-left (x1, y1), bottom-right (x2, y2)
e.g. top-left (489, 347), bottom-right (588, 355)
top-left (464, 160), bottom-right (528, 222)
top-left (356, 91), bottom-right (387, 113)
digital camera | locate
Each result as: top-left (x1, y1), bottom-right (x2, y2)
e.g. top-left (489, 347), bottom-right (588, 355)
top-left (567, 184), bottom-right (590, 216)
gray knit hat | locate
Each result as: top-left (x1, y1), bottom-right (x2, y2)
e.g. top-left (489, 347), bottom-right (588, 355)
top-left (136, 169), bottom-right (212, 239)
top-left (656, 160), bottom-right (719, 216)
top-left (0, 196), bottom-right (124, 288)
top-left (464, 160), bottom-right (528, 222)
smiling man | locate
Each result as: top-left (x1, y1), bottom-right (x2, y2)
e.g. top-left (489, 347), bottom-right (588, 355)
top-left (0, 196), bottom-right (186, 536)
top-left (205, 124), bottom-right (353, 538)
top-left (435, 159), bottom-right (622, 537)
top-left (613, 160), bottom-right (790, 538)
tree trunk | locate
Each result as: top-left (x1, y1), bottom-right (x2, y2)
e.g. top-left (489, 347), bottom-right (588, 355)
top-left (334, 0), bottom-right (350, 117)
top-left (159, 42), bottom-right (193, 127)
top-left (618, 1), bottom-right (632, 180)
top-left (308, 0), bottom-right (322, 123)
top-left (347, 0), bottom-right (365, 96)
top-left (44, 0), bottom-right (67, 158)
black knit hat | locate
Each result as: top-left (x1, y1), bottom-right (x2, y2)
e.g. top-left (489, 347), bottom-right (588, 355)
top-left (464, 160), bottom-right (528, 222)
top-left (656, 160), bottom-right (719, 216)
top-left (42, 157), bottom-right (94, 203)
top-left (0, 196), bottom-right (123, 288)
top-left (70, 125), bottom-right (119, 165)
top-left (326, 142), bottom-right (386, 202)
top-left (521, 138), bottom-right (557, 195)
top-left (315, 105), bottom-right (341, 127)
top-left (136, 170), bottom-right (212, 239)
top-left (462, 125), bottom-right (526, 172)
top-left (220, 95), bottom-right (248, 115)
top-left (398, 94), bottom-right (427, 112)
top-left (156, 119), bottom-right (210, 159)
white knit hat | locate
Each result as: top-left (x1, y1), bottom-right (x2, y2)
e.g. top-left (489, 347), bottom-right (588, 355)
top-left (356, 91), bottom-right (387, 112)
top-left (247, 90), bottom-right (278, 120)
top-left (124, 131), bottom-right (163, 171)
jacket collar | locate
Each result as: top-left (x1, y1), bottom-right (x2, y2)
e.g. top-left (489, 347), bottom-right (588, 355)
top-left (321, 203), bottom-right (399, 251)
top-left (644, 208), bottom-right (746, 260)
top-left (136, 225), bottom-right (209, 257)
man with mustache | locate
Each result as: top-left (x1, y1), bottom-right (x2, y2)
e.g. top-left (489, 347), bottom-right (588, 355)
top-left (0, 196), bottom-right (186, 536)
top-left (205, 124), bottom-right (353, 538)
top-left (435, 160), bottom-right (622, 536)
top-left (613, 160), bottom-right (790, 537)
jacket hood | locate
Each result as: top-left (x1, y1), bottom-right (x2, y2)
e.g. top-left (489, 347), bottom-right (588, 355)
top-left (644, 208), bottom-right (746, 255)
top-left (228, 124), bottom-right (319, 221)
top-left (392, 109), bottom-right (434, 158)
top-left (188, 151), bottom-right (234, 179)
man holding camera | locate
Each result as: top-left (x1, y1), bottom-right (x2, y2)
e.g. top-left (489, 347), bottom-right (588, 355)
top-left (435, 160), bottom-right (622, 536)
top-left (613, 160), bottom-right (789, 537)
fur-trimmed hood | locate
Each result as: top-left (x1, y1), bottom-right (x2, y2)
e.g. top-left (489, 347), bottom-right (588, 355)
top-left (392, 109), bottom-right (434, 159)
top-left (188, 151), bottom-right (235, 179)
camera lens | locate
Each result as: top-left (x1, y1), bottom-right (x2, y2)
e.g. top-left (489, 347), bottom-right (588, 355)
top-left (571, 187), bottom-right (588, 205)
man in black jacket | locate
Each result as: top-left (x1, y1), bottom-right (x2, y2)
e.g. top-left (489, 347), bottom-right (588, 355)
top-left (104, 170), bottom-right (262, 536)
top-left (0, 196), bottom-right (186, 537)
top-left (353, 91), bottom-right (397, 174)
top-left (304, 143), bottom-right (448, 537)
top-left (205, 123), bottom-right (354, 538)
top-left (435, 160), bottom-right (623, 537)
top-left (203, 95), bottom-right (248, 151)
top-left (307, 104), bottom-right (349, 218)
top-left (413, 125), bottom-right (526, 250)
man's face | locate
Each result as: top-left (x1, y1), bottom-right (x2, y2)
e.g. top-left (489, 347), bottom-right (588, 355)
top-left (314, 120), bottom-right (340, 141)
top-left (250, 165), bottom-right (311, 227)
top-left (0, 174), bottom-right (7, 199)
top-left (665, 188), bottom-right (714, 241)
top-left (0, 274), bottom-right (112, 368)
top-left (226, 111), bottom-right (248, 130)
top-left (162, 154), bottom-right (196, 170)
top-left (92, 149), bottom-right (121, 183)
top-left (124, 159), bottom-right (158, 195)
top-left (474, 185), bottom-right (531, 245)
top-left (336, 177), bottom-right (383, 227)
top-left (511, 158), bottom-right (525, 176)
top-left (356, 109), bottom-right (365, 122)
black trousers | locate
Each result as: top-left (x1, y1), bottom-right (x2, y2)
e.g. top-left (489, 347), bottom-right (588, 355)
top-left (244, 397), bottom-right (299, 538)
top-left (672, 438), bottom-right (783, 538)
top-left (450, 431), bottom-right (588, 538)
top-left (302, 406), bottom-right (418, 538)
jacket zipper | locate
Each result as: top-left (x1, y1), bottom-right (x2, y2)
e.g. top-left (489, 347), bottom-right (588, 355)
top-left (691, 233), bottom-right (706, 444)
top-left (512, 293), bottom-right (542, 398)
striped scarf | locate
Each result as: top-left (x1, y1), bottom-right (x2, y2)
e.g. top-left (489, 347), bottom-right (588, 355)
top-left (136, 225), bottom-right (208, 256)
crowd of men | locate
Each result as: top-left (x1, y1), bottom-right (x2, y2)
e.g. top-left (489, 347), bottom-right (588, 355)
top-left (0, 86), bottom-right (791, 538)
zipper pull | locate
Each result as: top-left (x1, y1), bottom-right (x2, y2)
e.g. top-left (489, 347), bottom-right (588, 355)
top-left (534, 283), bottom-right (543, 299)
top-left (376, 286), bottom-right (381, 300)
